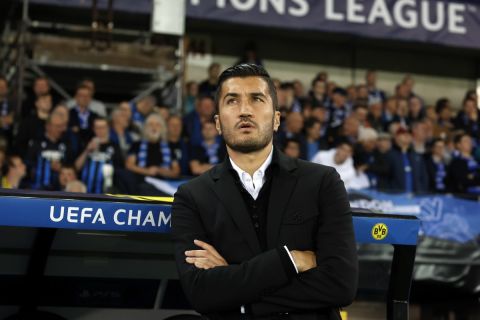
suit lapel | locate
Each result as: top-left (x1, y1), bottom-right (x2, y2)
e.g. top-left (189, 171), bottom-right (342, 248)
top-left (266, 151), bottom-right (298, 249)
top-left (210, 161), bottom-right (262, 255)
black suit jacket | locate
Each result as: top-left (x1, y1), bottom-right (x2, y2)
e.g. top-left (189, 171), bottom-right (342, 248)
top-left (172, 150), bottom-right (358, 319)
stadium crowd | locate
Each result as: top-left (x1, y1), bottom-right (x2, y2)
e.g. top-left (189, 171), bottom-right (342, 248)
top-left (0, 62), bottom-right (479, 197)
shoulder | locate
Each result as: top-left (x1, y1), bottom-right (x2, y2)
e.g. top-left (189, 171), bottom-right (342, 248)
top-left (175, 167), bottom-right (216, 199)
top-left (291, 157), bottom-right (338, 187)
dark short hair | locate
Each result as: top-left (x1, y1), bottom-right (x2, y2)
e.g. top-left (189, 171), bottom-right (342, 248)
top-left (435, 98), bottom-right (450, 114)
top-left (304, 117), bottom-right (321, 130)
top-left (214, 63), bottom-right (278, 112)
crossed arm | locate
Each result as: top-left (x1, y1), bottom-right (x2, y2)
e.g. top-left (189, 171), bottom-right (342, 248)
top-left (172, 168), bottom-right (357, 315)
top-left (186, 239), bottom-right (316, 273)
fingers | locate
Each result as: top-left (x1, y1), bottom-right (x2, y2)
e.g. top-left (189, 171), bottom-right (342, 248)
top-left (184, 240), bottom-right (228, 269)
top-left (185, 257), bottom-right (217, 269)
top-left (194, 239), bottom-right (225, 261)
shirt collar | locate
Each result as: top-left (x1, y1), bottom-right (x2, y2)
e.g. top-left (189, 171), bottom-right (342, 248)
top-left (229, 146), bottom-right (274, 179)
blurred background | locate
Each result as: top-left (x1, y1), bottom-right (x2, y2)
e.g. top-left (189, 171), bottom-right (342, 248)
top-left (0, 0), bottom-right (479, 319)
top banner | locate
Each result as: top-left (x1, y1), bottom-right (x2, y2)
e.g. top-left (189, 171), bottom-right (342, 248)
top-left (28, 0), bottom-right (480, 49)
top-left (187, 0), bottom-right (480, 50)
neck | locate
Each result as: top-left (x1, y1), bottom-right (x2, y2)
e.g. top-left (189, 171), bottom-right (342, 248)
top-left (168, 135), bottom-right (180, 143)
top-left (228, 143), bottom-right (272, 177)
top-left (37, 110), bottom-right (49, 120)
top-left (204, 138), bottom-right (216, 145)
top-left (461, 151), bottom-right (471, 158)
top-left (46, 133), bottom-right (58, 143)
top-left (113, 123), bottom-right (124, 134)
top-left (6, 173), bottom-right (21, 188)
top-left (98, 137), bottom-right (108, 144)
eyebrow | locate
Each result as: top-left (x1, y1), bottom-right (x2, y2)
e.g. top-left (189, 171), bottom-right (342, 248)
top-left (222, 92), bottom-right (267, 101)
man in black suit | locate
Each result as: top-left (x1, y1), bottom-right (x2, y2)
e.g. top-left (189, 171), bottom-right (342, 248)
top-left (172, 64), bottom-right (358, 319)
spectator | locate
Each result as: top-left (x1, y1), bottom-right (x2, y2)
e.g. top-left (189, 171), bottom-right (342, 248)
top-left (448, 133), bottom-right (480, 195)
top-left (184, 81), bottom-right (198, 114)
top-left (130, 95), bottom-right (156, 131)
top-left (198, 62), bottom-right (220, 98)
top-left (183, 95), bottom-right (215, 147)
top-left (283, 138), bottom-right (301, 159)
top-left (408, 96), bottom-right (425, 123)
top-left (392, 98), bottom-right (410, 128)
top-left (276, 111), bottom-right (307, 159)
top-left (411, 121), bottom-right (428, 154)
top-left (21, 77), bottom-right (59, 118)
top-left (109, 108), bottom-right (137, 157)
top-left (280, 82), bottom-right (301, 113)
top-left (382, 97), bottom-right (397, 129)
top-left (69, 84), bottom-right (99, 150)
top-left (1, 154), bottom-right (27, 189)
top-left (308, 78), bottom-right (327, 108)
top-left (118, 101), bottom-right (133, 125)
top-left (395, 82), bottom-right (410, 100)
top-left (0, 77), bottom-right (14, 144)
top-left (354, 128), bottom-right (390, 190)
top-left (434, 98), bottom-right (454, 140)
top-left (125, 113), bottom-right (180, 183)
top-left (189, 120), bottom-right (225, 176)
top-left (367, 101), bottom-right (384, 132)
top-left (328, 87), bottom-right (350, 129)
top-left (386, 127), bottom-right (429, 193)
top-left (312, 141), bottom-right (367, 189)
top-left (292, 79), bottom-right (306, 100)
top-left (346, 85), bottom-right (357, 105)
top-left (376, 133), bottom-right (394, 190)
top-left (351, 104), bottom-right (369, 129)
top-left (454, 98), bottom-right (480, 142)
top-left (464, 89), bottom-right (478, 104)
top-left (356, 84), bottom-right (369, 102)
top-left (366, 70), bottom-right (386, 104)
top-left (75, 117), bottom-right (124, 193)
top-left (304, 117), bottom-right (328, 161)
top-left (65, 180), bottom-right (87, 193)
top-left (426, 138), bottom-right (449, 193)
top-left (425, 105), bottom-right (437, 123)
top-left (15, 94), bottom-right (53, 157)
top-left (52, 103), bottom-right (80, 157)
top-left (167, 115), bottom-right (190, 175)
top-left (330, 116), bottom-right (360, 147)
top-left (26, 113), bottom-right (74, 190)
top-left (58, 164), bottom-right (77, 191)
top-left (66, 79), bottom-right (107, 116)
top-left (156, 104), bottom-right (171, 122)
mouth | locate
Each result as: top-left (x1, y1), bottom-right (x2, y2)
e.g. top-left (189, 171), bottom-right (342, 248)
top-left (237, 122), bottom-right (256, 130)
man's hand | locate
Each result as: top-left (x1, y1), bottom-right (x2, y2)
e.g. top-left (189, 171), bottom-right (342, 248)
top-left (290, 250), bottom-right (317, 272)
top-left (145, 166), bottom-right (158, 176)
top-left (185, 239), bottom-right (228, 270)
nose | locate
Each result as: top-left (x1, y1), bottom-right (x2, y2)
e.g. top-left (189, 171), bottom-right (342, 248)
top-left (238, 99), bottom-right (253, 117)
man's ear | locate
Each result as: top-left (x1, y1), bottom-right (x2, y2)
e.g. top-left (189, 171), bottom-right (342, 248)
top-left (214, 114), bottom-right (222, 134)
top-left (273, 111), bottom-right (281, 132)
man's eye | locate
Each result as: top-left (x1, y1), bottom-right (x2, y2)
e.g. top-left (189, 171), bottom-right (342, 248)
top-left (226, 99), bottom-right (237, 104)
top-left (253, 97), bottom-right (264, 102)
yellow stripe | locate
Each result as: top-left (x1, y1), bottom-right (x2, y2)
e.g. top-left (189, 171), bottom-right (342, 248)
top-left (106, 194), bottom-right (174, 203)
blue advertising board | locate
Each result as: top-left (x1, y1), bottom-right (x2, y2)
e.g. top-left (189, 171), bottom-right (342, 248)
top-left (30, 0), bottom-right (480, 50)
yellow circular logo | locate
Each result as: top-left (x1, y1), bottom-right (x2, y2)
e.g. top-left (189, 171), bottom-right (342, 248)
top-left (371, 223), bottom-right (388, 240)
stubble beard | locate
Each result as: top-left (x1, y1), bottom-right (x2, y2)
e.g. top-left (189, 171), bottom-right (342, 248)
top-left (220, 118), bottom-right (274, 154)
